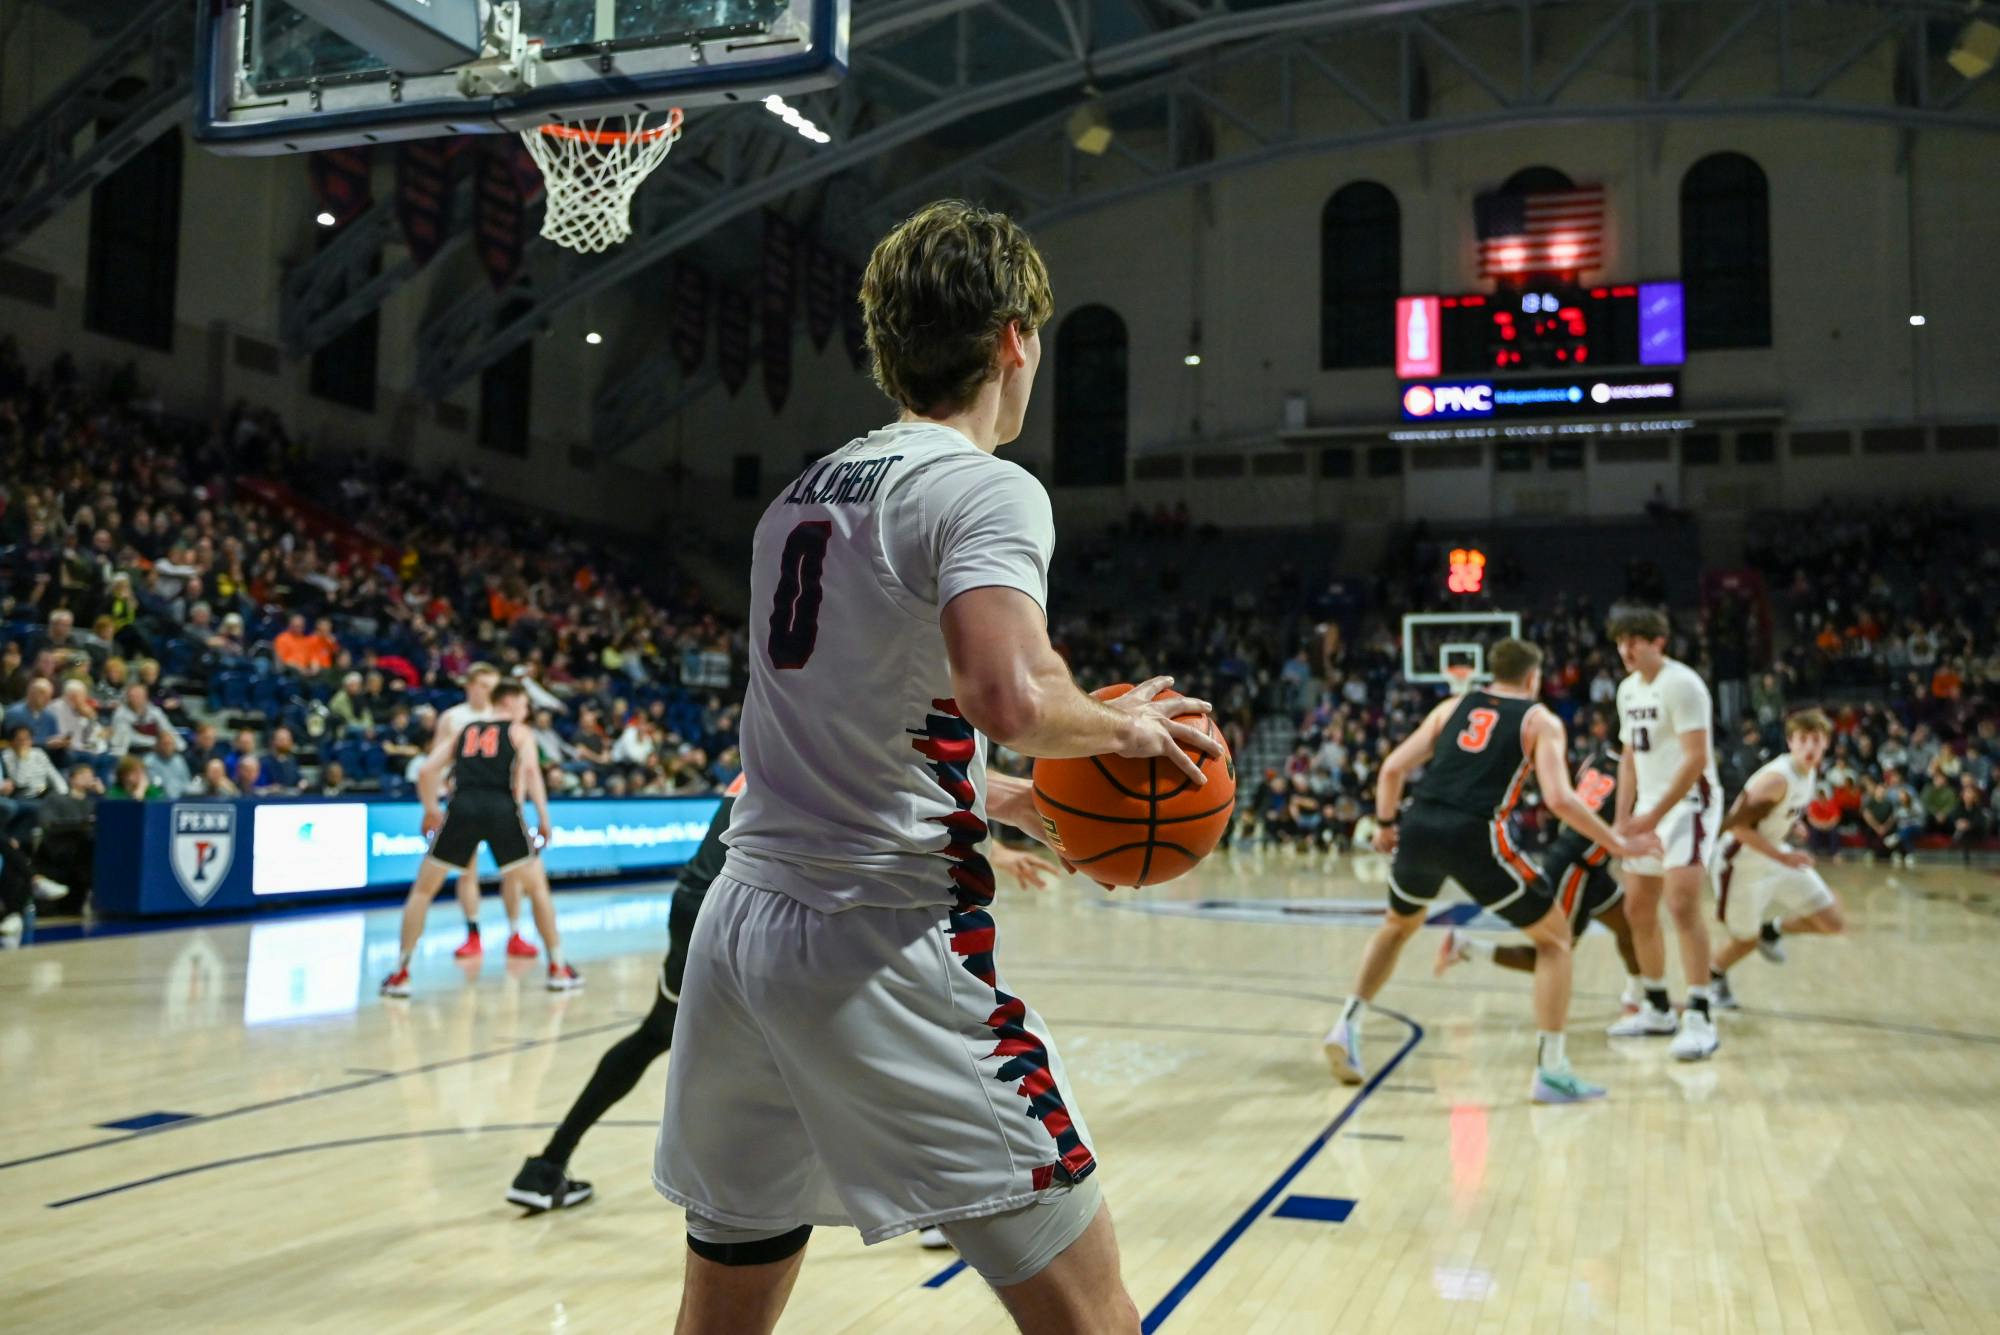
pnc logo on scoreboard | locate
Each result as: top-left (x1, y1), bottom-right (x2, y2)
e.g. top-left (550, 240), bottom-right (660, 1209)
top-left (171, 804), bottom-right (236, 907)
top-left (1401, 381), bottom-right (1494, 420)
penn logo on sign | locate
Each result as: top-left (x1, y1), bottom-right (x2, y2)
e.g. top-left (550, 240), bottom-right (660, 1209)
top-left (171, 804), bottom-right (236, 907)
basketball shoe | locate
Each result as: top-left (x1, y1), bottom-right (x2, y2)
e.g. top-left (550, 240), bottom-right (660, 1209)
top-left (1606, 1005), bottom-right (1675, 1037)
top-left (507, 1156), bottom-right (593, 1213)
top-left (1532, 1065), bottom-right (1608, 1104)
top-left (547, 962), bottom-right (584, 992)
top-left (507, 932), bottom-right (540, 958)
top-left (1757, 922), bottom-right (1787, 964)
top-left (453, 932), bottom-right (482, 959)
top-left (380, 969), bottom-right (412, 998)
top-left (1322, 1017), bottom-right (1364, 1085)
top-left (1669, 1007), bottom-right (1719, 1061)
top-left (1709, 972), bottom-right (1740, 1011)
top-left (918, 1226), bottom-right (951, 1250)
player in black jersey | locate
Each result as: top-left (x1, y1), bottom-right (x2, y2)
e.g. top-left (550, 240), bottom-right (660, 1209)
top-left (1434, 710), bottom-right (1644, 991)
top-left (381, 681), bottom-right (579, 997)
top-left (505, 775), bottom-right (1057, 1215)
top-left (1322, 640), bottom-right (1661, 1103)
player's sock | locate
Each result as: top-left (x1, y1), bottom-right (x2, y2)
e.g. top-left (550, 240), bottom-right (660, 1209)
top-left (1760, 919), bottom-right (1784, 944)
top-left (548, 948), bottom-right (566, 971)
top-left (464, 920), bottom-right (479, 938)
top-left (1339, 995), bottom-right (1364, 1027)
top-left (397, 948), bottom-right (414, 973)
top-left (1642, 977), bottom-right (1671, 1013)
top-left (1465, 937), bottom-right (1498, 963)
top-left (1709, 966), bottom-right (1728, 983)
top-left (507, 912), bottom-right (522, 935)
top-left (1686, 984), bottom-right (1712, 1018)
top-left (1536, 1031), bottom-right (1566, 1070)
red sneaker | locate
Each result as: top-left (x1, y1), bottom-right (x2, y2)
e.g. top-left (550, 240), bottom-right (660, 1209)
top-left (453, 934), bottom-right (483, 959)
top-left (380, 969), bottom-right (412, 998)
top-left (506, 933), bottom-right (540, 959)
top-left (546, 963), bottom-right (583, 992)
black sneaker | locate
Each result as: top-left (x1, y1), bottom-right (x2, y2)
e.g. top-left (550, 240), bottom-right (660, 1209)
top-left (507, 1156), bottom-right (594, 1213)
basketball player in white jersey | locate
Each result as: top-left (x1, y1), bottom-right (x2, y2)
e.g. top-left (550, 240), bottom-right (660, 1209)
top-left (438, 663), bottom-right (535, 961)
top-left (1605, 607), bottom-right (1722, 1060)
top-left (1707, 709), bottom-right (1846, 1009)
top-left (653, 201), bottom-right (1221, 1334)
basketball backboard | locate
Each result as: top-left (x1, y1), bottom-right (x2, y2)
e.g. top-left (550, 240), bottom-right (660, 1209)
top-left (1401, 611), bottom-right (1522, 688)
top-left (195, 0), bottom-right (850, 155)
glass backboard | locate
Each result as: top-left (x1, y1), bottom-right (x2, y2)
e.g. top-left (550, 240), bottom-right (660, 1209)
top-left (1400, 612), bottom-right (1523, 688)
top-left (196, 0), bottom-right (849, 155)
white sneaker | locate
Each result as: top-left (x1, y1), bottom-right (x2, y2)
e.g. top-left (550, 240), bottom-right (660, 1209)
top-left (1669, 1008), bottom-right (1719, 1062)
top-left (1323, 1017), bottom-right (1365, 1086)
top-left (1756, 929), bottom-right (1787, 965)
top-left (917, 1226), bottom-right (951, 1250)
top-left (31, 875), bottom-right (67, 902)
top-left (0, 912), bottom-right (21, 937)
top-left (1606, 1006), bottom-right (1676, 1037)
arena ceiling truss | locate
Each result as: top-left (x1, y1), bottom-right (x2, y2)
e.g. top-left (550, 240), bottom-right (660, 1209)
top-left (0, 0), bottom-right (1996, 457)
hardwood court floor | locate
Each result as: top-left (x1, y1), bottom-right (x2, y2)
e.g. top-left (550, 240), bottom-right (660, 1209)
top-left (4, 850), bottom-right (1999, 1334)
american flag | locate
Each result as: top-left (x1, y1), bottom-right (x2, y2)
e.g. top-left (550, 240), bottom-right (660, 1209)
top-left (1475, 185), bottom-right (1605, 278)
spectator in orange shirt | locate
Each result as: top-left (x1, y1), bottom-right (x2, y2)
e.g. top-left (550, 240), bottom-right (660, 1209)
top-left (273, 615), bottom-right (317, 672)
top-left (1932, 660), bottom-right (1963, 701)
top-left (273, 614), bottom-right (335, 674)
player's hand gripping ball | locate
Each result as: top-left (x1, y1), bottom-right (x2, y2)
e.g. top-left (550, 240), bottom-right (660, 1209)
top-left (1031, 684), bottom-right (1236, 888)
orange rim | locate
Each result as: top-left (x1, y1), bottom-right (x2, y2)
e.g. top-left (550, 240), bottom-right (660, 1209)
top-left (538, 109), bottom-right (684, 144)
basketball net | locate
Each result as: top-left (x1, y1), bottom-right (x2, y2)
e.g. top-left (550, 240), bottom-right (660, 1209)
top-left (1444, 664), bottom-right (1477, 697)
top-left (521, 109), bottom-right (683, 254)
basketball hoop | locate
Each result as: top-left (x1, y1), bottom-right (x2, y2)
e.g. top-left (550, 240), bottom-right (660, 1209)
top-left (1444, 664), bottom-right (1477, 696)
top-left (521, 109), bottom-right (684, 254)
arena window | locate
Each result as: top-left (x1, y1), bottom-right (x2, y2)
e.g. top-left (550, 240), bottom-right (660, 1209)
top-left (1053, 304), bottom-right (1129, 487)
top-left (1681, 151), bottom-right (1772, 351)
top-left (1319, 181), bottom-right (1399, 370)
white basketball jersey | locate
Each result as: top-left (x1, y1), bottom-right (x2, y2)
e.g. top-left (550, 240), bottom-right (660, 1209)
top-left (1617, 658), bottom-right (1720, 811)
top-left (723, 420), bottom-right (1056, 912)
top-left (1731, 754), bottom-right (1815, 870)
top-left (440, 701), bottom-right (490, 737)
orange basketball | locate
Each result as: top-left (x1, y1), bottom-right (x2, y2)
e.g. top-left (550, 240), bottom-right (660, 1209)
top-left (1031, 684), bottom-right (1237, 888)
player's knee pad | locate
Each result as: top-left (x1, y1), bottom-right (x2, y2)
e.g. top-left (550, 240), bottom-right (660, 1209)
top-left (685, 1215), bottom-right (811, 1267)
top-left (940, 1174), bottom-right (1103, 1288)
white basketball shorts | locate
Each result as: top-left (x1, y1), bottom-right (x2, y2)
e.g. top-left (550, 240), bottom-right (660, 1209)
top-left (1716, 856), bottom-right (1837, 940)
top-left (653, 875), bottom-right (1097, 1246)
top-left (1623, 783), bottom-right (1720, 878)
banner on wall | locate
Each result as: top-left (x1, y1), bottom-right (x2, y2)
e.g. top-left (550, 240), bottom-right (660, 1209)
top-left (805, 240), bottom-right (844, 352)
top-left (396, 137), bottom-right (462, 267)
top-left (671, 261), bottom-right (710, 375)
top-left (96, 796), bottom-right (723, 918)
top-left (717, 287), bottom-right (753, 396)
top-left (762, 212), bottom-right (800, 412)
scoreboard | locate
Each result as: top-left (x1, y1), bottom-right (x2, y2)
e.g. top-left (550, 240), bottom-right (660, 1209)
top-left (1396, 282), bottom-right (1684, 378)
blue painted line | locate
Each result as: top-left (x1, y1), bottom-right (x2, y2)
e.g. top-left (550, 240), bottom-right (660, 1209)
top-left (0, 1015), bottom-right (641, 1175)
top-left (922, 1259), bottom-right (968, 1289)
top-left (96, 1111), bottom-right (197, 1132)
top-left (1271, 1195), bottom-right (1354, 1224)
top-left (1139, 1007), bottom-right (1423, 1334)
top-left (46, 1121), bottom-right (660, 1208)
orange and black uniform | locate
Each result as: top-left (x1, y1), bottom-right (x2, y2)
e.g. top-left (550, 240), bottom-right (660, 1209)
top-left (430, 719), bottom-right (534, 872)
top-left (1387, 690), bottom-right (1554, 929)
top-left (1539, 745), bottom-right (1625, 935)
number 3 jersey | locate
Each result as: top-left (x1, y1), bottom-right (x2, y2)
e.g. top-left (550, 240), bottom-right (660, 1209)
top-left (723, 420), bottom-right (1057, 912)
top-left (1616, 658), bottom-right (1720, 812)
top-left (1412, 691), bottom-right (1539, 817)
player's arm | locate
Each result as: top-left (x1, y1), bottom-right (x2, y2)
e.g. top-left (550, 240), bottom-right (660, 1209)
top-left (416, 726), bottom-right (456, 836)
top-left (942, 587), bottom-right (1221, 785)
top-left (1373, 697), bottom-right (1456, 823)
top-left (1721, 771), bottom-right (1808, 867)
top-left (514, 722), bottom-right (553, 846)
top-left (985, 771), bottom-right (1054, 848)
top-left (1614, 744), bottom-right (1637, 827)
top-left (1530, 709), bottom-right (1659, 861)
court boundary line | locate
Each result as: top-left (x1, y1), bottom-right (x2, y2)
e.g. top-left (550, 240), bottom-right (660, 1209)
top-left (44, 1121), bottom-right (661, 1208)
top-left (1140, 1006), bottom-right (1424, 1332)
top-left (0, 1014), bottom-right (645, 1175)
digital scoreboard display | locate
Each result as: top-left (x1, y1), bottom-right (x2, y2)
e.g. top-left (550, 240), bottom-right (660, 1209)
top-left (1397, 282), bottom-right (1683, 377)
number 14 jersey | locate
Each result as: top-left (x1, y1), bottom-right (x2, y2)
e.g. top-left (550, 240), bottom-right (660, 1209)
top-left (723, 420), bottom-right (1057, 912)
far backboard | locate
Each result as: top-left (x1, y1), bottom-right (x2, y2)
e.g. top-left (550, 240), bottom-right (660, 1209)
top-left (196, 0), bottom-right (850, 154)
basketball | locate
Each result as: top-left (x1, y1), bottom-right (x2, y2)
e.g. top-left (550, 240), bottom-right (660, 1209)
top-left (1031, 684), bottom-right (1237, 888)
